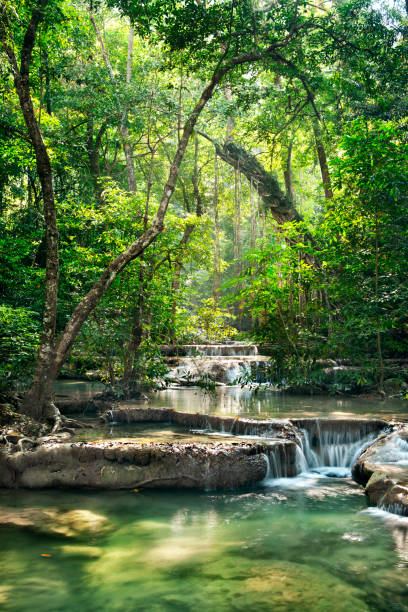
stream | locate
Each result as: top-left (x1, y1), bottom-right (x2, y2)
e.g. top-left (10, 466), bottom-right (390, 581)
top-left (1, 384), bottom-right (408, 610)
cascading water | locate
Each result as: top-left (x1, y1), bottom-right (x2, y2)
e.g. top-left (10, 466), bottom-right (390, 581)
top-left (164, 343), bottom-right (269, 385)
top-left (296, 423), bottom-right (377, 477)
top-left (262, 445), bottom-right (290, 482)
top-left (109, 409), bottom-right (117, 426)
top-left (183, 343), bottom-right (259, 357)
top-left (264, 419), bottom-right (384, 487)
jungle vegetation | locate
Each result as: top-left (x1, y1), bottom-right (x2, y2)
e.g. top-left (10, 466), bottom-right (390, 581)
top-left (1, 0), bottom-right (408, 420)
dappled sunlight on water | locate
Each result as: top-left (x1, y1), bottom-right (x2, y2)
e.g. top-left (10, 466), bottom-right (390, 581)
top-left (1, 477), bottom-right (408, 611)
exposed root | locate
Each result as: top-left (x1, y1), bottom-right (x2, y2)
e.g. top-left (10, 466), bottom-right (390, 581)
top-left (45, 402), bottom-right (93, 434)
top-left (63, 417), bottom-right (92, 429)
top-left (16, 437), bottom-right (35, 452)
top-left (48, 403), bottom-right (63, 434)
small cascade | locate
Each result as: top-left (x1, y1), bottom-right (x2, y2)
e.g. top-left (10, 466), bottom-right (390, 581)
top-left (371, 433), bottom-right (408, 466)
top-left (109, 409), bottom-right (117, 425)
top-left (163, 343), bottom-right (270, 385)
top-left (262, 445), bottom-right (289, 482)
top-left (295, 419), bottom-right (382, 476)
top-left (183, 344), bottom-right (259, 357)
top-left (262, 419), bottom-right (385, 487)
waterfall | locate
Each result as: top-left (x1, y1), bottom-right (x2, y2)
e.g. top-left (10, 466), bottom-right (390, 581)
top-left (262, 446), bottom-right (288, 481)
top-left (109, 409), bottom-right (117, 425)
top-left (263, 419), bottom-right (384, 486)
top-left (298, 419), bottom-right (378, 476)
top-left (164, 343), bottom-right (268, 385)
top-left (183, 344), bottom-right (259, 357)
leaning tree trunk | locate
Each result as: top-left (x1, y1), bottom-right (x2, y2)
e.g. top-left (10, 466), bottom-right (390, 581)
top-left (313, 121), bottom-right (333, 200)
top-left (198, 134), bottom-right (302, 225)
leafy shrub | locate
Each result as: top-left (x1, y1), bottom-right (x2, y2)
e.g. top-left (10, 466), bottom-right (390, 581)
top-left (0, 305), bottom-right (40, 388)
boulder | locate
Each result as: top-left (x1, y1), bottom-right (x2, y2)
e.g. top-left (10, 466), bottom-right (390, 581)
top-left (379, 483), bottom-right (408, 516)
top-left (365, 471), bottom-right (394, 505)
top-left (0, 507), bottom-right (109, 538)
top-left (352, 425), bottom-right (408, 516)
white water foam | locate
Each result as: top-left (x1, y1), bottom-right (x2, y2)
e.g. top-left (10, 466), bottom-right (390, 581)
top-left (362, 507), bottom-right (408, 525)
top-left (264, 421), bottom-right (382, 488)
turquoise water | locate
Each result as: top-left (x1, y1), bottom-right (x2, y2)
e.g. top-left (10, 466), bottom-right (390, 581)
top-left (4, 383), bottom-right (404, 610)
top-left (0, 478), bottom-right (407, 611)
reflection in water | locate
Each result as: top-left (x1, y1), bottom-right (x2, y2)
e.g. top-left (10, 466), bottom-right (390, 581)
top-left (364, 508), bottom-right (408, 564)
top-left (54, 379), bottom-right (407, 420)
top-left (146, 386), bottom-right (407, 419)
top-left (54, 379), bottom-right (105, 401)
top-left (41, 380), bottom-right (408, 610)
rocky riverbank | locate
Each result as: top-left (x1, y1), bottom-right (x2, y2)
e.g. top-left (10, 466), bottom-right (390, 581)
top-left (2, 401), bottom-right (408, 519)
top-left (0, 437), bottom-right (297, 490)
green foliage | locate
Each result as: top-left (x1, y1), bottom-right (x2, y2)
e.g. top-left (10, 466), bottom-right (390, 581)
top-left (2, 0), bottom-right (408, 397)
top-left (234, 119), bottom-right (408, 373)
top-left (0, 306), bottom-right (40, 388)
top-left (174, 298), bottom-right (238, 343)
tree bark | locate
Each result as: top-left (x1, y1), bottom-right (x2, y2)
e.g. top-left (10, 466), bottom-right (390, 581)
top-left (313, 121), bottom-right (333, 199)
top-left (198, 134), bottom-right (302, 225)
top-left (283, 140), bottom-right (296, 202)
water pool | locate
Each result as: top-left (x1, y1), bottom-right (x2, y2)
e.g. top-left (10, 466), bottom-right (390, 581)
top-left (1, 476), bottom-right (407, 611)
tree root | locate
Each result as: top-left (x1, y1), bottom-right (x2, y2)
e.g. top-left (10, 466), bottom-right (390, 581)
top-left (16, 437), bottom-right (35, 452)
top-left (46, 402), bottom-right (93, 434)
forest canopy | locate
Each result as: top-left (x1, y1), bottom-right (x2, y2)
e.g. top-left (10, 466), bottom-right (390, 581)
top-left (1, 0), bottom-right (408, 419)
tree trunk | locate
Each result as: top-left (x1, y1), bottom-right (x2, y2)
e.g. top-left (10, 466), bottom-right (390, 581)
top-left (283, 140), bottom-right (296, 202)
top-left (313, 121), bottom-right (333, 199)
top-left (169, 133), bottom-right (203, 339)
top-left (375, 210), bottom-right (384, 394)
top-left (199, 134), bottom-right (302, 225)
top-left (233, 167), bottom-right (242, 327)
top-left (213, 153), bottom-right (221, 302)
top-left (86, 118), bottom-right (107, 203)
top-left (122, 142), bottom-right (156, 387)
top-left (43, 47), bottom-right (52, 115)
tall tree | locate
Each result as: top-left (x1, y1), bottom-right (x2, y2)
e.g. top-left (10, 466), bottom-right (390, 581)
top-left (3, 0), bottom-right (316, 420)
